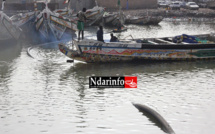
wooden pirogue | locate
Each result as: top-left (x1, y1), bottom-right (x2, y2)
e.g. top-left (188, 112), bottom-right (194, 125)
top-left (59, 34), bottom-right (215, 63)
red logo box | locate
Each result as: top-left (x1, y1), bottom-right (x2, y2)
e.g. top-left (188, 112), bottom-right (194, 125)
top-left (124, 77), bottom-right (137, 88)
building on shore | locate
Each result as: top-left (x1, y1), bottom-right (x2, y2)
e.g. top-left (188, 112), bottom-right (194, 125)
top-left (0, 0), bottom-right (96, 11)
top-left (0, 0), bottom-right (157, 11)
top-left (96, 0), bottom-right (157, 10)
top-left (158, 0), bottom-right (215, 3)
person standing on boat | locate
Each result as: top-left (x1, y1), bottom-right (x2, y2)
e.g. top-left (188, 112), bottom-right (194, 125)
top-left (97, 26), bottom-right (104, 42)
top-left (77, 8), bottom-right (87, 41)
top-left (117, 19), bottom-right (122, 30)
top-left (110, 33), bottom-right (118, 42)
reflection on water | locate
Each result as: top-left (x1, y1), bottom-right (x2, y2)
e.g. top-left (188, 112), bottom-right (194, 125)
top-left (0, 41), bottom-right (22, 61)
top-left (1, 22), bottom-right (215, 134)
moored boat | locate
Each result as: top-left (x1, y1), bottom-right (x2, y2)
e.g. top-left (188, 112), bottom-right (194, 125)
top-left (55, 0), bottom-right (105, 27)
top-left (145, 16), bottom-right (163, 25)
top-left (85, 6), bottom-right (105, 26)
top-left (58, 33), bottom-right (215, 63)
top-left (35, 0), bottom-right (77, 40)
top-left (103, 12), bottom-right (126, 27)
top-left (0, 1), bottom-right (22, 41)
top-left (125, 16), bottom-right (149, 25)
top-left (125, 15), bottom-right (163, 25)
top-left (10, 11), bottom-right (36, 28)
top-left (0, 11), bottom-right (22, 41)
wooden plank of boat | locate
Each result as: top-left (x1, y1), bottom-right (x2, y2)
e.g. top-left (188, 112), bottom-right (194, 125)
top-left (168, 38), bottom-right (173, 41)
top-left (181, 42), bottom-right (189, 44)
top-left (155, 38), bottom-right (176, 44)
top-left (147, 40), bottom-right (158, 44)
top-left (2, 17), bottom-right (22, 40)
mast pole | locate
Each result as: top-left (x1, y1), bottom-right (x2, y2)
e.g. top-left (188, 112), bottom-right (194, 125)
top-left (34, 0), bottom-right (38, 12)
top-left (1, 0), bottom-right (5, 11)
top-left (95, 0), bottom-right (98, 7)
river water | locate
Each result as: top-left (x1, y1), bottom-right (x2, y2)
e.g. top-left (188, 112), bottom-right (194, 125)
top-left (1, 21), bottom-right (215, 134)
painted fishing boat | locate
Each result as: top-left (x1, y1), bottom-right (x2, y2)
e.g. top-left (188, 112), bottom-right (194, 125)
top-left (145, 16), bottom-right (163, 25)
top-left (10, 11), bottom-right (35, 28)
top-left (59, 33), bottom-right (215, 63)
top-left (0, 11), bottom-right (22, 41)
top-left (55, 0), bottom-right (105, 26)
top-left (125, 16), bottom-right (163, 25)
top-left (103, 12), bottom-right (125, 27)
top-left (55, 7), bottom-right (74, 17)
top-left (85, 6), bottom-right (105, 26)
top-left (103, 1), bottom-right (126, 27)
top-left (0, 1), bottom-right (22, 41)
top-left (35, 0), bottom-right (77, 40)
top-left (125, 16), bottom-right (149, 25)
top-left (54, 0), bottom-right (74, 17)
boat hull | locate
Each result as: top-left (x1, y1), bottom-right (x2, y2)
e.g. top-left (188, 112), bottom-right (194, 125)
top-left (125, 17), bottom-right (148, 25)
top-left (125, 16), bottom-right (163, 25)
top-left (85, 6), bottom-right (105, 26)
top-left (103, 12), bottom-right (125, 27)
top-left (0, 12), bottom-right (22, 40)
top-left (10, 11), bottom-right (35, 28)
top-left (59, 39), bottom-right (215, 63)
top-left (35, 7), bottom-right (77, 40)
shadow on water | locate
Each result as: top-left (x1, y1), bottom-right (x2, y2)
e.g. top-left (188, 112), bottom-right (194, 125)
top-left (57, 60), bottom-right (215, 99)
top-left (0, 40), bottom-right (22, 92)
top-left (66, 60), bottom-right (215, 78)
top-left (142, 111), bottom-right (169, 133)
top-left (0, 40), bottom-right (22, 62)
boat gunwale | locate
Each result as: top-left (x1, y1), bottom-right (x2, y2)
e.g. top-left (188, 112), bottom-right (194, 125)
top-left (78, 44), bottom-right (215, 50)
top-left (75, 39), bottom-right (215, 50)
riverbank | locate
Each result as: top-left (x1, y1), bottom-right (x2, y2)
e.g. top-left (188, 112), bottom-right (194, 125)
top-left (122, 8), bottom-right (215, 18)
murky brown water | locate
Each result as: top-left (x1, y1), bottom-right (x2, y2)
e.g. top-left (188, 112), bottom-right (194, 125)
top-left (1, 21), bottom-right (215, 134)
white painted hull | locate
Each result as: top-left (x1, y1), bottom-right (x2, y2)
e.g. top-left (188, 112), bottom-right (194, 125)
top-left (0, 11), bottom-right (22, 41)
top-left (35, 7), bottom-right (77, 40)
top-left (10, 11), bottom-right (35, 27)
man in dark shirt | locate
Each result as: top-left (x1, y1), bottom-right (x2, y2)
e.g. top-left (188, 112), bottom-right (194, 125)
top-left (117, 19), bottom-right (122, 30)
top-left (97, 26), bottom-right (104, 42)
top-left (110, 33), bottom-right (118, 42)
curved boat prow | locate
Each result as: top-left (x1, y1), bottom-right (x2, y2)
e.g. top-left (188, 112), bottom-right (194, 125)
top-left (132, 103), bottom-right (175, 134)
top-left (58, 43), bottom-right (82, 61)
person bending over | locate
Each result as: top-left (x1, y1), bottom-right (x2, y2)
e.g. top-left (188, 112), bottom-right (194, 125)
top-left (110, 33), bottom-right (119, 42)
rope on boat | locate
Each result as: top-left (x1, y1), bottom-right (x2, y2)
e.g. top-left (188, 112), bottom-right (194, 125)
top-left (27, 39), bottom-right (72, 60)
top-left (122, 35), bottom-right (134, 40)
